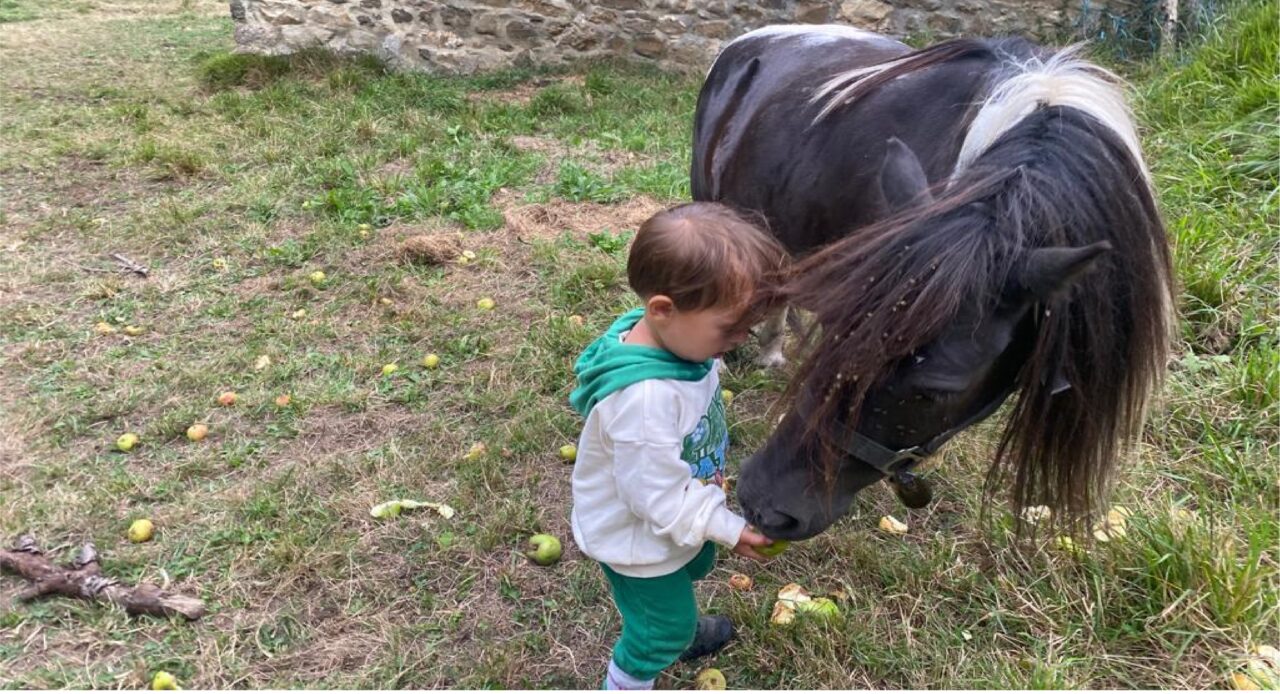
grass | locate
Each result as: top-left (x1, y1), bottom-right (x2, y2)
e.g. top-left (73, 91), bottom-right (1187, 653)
top-left (0, 0), bottom-right (1275, 689)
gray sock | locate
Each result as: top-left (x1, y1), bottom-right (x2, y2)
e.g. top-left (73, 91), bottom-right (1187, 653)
top-left (605, 659), bottom-right (655, 690)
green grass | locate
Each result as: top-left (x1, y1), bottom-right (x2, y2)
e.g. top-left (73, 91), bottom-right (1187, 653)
top-left (0, 0), bottom-right (1275, 689)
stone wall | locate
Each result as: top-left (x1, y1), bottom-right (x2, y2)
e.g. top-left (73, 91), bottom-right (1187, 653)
top-left (231, 0), bottom-right (1108, 75)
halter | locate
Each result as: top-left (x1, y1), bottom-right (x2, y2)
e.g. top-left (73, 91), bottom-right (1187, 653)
top-left (837, 387), bottom-right (1014, 478)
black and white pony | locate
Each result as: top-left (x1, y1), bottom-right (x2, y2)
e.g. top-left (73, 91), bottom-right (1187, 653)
top-left (692, 25), bottom-right (1174, 540)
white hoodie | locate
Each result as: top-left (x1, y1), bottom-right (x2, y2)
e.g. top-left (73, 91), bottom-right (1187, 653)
top-left (570, 363), bottom-right (748, 578)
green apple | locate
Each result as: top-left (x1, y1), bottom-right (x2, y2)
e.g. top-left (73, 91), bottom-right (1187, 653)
top-left (128, 518), bottom-right (154, 543)
top-left (695, 668), bottom-right (726, 690)
top-left (756, 539), bottom-right (790, 558)
top-left (116, 432), bottom-right (140, 452)
top-left (558, 444), bottom-right (577, 462)
top-left (476, 297), bottom-right (496, 311)
top-left (422, 353), bottom-right (440, 369)
top-left (797, 596), bottom-right (840, 619)
top-left (151, 670), bottom-right (178, 690)
top-left (527, 534), bottom-right (562, 566)
top-left (308, 270), bottom-right (326, 285)
top-left (382, 363), bottom-right (398, 376)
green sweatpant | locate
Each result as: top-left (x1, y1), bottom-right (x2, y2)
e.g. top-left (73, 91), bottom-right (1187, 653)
top-left (599, 542), bottom-right (718, 681)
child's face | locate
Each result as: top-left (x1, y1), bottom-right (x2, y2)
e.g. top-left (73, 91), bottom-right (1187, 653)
top-left (652, 301), bottom-right (754, 363)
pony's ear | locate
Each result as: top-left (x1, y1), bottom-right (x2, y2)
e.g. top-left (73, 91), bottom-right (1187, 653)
top-left (1018, 241), bottom-right (1113, 302)
top-left (878, 137), bottom-right (933, 211)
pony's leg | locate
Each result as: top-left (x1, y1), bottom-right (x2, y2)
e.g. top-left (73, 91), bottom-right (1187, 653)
top-left (756, 306), bottom-right (788, 368)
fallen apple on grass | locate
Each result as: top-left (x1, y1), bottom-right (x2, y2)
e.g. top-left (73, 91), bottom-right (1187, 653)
top-left (728, 574), bottom-right (753, 591)
top-left (128, 518), bottom-right (154, 543)
top-left (796, 597), bottom-right (841, 620)
top-left (559, 444), bottom-right (577, 462)
top-left (526, 534), bottom-right (562, 566)
top-left (186, 424), bottom-right (208, 442)
top-left (370, 499), bottom-right (455, 520)
top-left (116, 432), bottom-right (140, 452)
top-left (217, 391), bottom-right (237, 407)
top-left (151, 671), bottom-right (178, 690)
top-left (878, 515), bottom-right (909, 534)
top-left (695, 668), bottom-right (726, 690)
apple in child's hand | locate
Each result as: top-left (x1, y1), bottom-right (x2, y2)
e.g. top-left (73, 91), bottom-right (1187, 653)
top-left (526, 534), bottom-right (562, 566)
top-left (756, 539), bottom-right (790, 558)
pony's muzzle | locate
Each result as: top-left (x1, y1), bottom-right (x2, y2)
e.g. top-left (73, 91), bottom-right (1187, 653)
top-left (888, 470), bottom-right (934, 509)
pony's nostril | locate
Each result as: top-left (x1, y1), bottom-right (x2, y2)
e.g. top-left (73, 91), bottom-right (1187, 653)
top-left (758, 508), bottom-right (802, 534)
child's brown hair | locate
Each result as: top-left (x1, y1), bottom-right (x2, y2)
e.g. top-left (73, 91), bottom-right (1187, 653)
top-left (627, 202), bottom-right (788, 327)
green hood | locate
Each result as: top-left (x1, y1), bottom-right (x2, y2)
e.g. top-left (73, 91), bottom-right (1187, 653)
top-left (569, 308), bottom-right (713, 417)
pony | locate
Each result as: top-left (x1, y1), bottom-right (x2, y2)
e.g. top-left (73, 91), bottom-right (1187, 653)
top-left (691, 25), bottom-right (1174, 540)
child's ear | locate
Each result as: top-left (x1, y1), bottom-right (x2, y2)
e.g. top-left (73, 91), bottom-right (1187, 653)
top-left (645, 295), bottom-right (676, 322)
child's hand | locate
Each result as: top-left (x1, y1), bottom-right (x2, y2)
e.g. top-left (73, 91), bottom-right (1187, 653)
top-left (732, 526), bottom-right (774, 561)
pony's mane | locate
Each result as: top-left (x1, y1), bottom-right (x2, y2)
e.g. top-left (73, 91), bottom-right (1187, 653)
top-left (812, 39), bottom-right (1150, 186)
top-left (774, 104), bottom-right (1173, 528)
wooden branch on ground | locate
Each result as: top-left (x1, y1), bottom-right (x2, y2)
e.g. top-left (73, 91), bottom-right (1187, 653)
top-left (110, 253), bottom-right (149, 277)
top-left (0, 535), bottom-right (204, 620)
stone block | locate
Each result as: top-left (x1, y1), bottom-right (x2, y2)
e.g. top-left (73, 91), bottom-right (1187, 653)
top-left (599, 0), bottom-right (647, 10)
top-left (694, 19), bottom-right (729, 38)
top-left (656, 13), bottom-right (689, 34)
top-left (505, 19), bottom-right (537, 41)
top-left (794, 1), bottom-right (832, 22)
top-left (839, 0), bottom-right (893, 23)
top-left (473, 12), bottom-right (501, 35)
top-left (632, 32), bottom-right (666, 57)
top-left (441, 5), bottom-right (471, 29)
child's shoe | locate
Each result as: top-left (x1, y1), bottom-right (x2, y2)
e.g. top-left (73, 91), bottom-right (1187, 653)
top-left (678, 615), bottom-right (735, 661)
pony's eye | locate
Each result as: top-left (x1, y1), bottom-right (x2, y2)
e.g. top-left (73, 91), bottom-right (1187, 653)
top-left (916, 385), bottom-right (960, 402)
